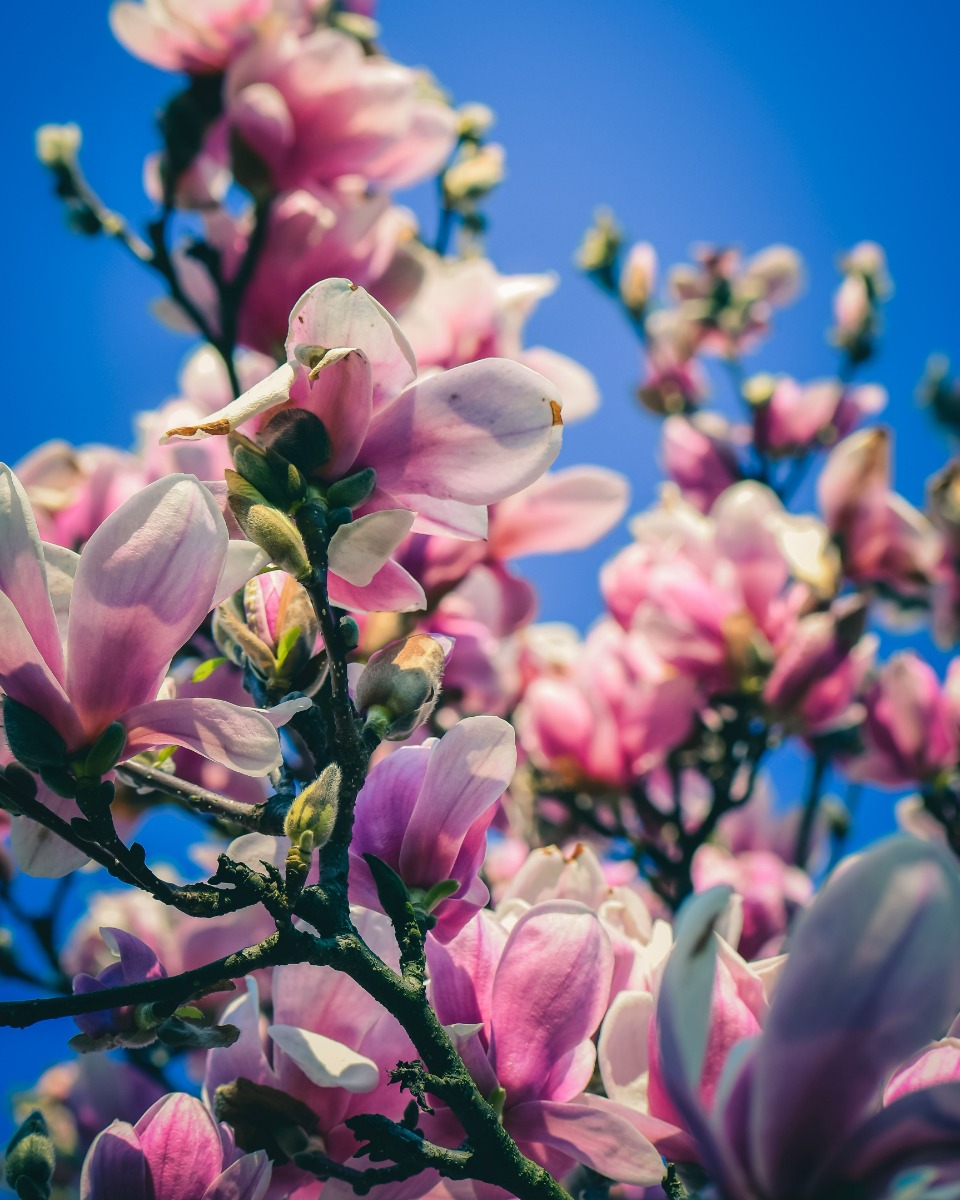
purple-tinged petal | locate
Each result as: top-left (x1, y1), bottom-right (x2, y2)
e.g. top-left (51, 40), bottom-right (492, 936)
top-left (507, 1097), bottom-right (664, 1186)
top-left (833, 1083), bottom-right (960, 1187)
top-left (204, 979), bottom-right (279, 1106)
top-left (885, 1038), bottom-right (960, 1104)
top-left (101, 928), bottom-right (167, 985)
top-left (489, 901), bottom-right (613, 1104)
top-left (520, 346), bottom-right (599, 422)
top-left (399, 716), bottom-right (515, 885)
top-left (201, 1151), bottom-right (272, 1200)
top-left (0, 464), bottom-right (64, 681)
top-left (135, 1093), bottom-right (224, 1200)
top-left (0, 590), bottom-right (84, 747)
top-left (80, 1120), bottom-right (150, 1200)
top-left (748, 838), bottom-right (960, 1199)
top-left (67, 476), bottom-right (228, 737)
top-left (9, 787), bottom-right (87, 877)
top-left (42, 542), bottom-right (79, 645)
top-left (328, 510), bottom-right (415, 587)
top-left (361, 359), bottom-right (563, 507)
top-left (328, 557), bottom-right (425, 613)
top-left (286, 278), bottom-right (417, 411)
top-left (211, 543), bottom-right (272, 609)
top-left (120, 698), bottom-right (284, 775)
top-left (427, 908), bottom-right (507, 1034)
top-left (656, 886), bottom-right (749, 1191)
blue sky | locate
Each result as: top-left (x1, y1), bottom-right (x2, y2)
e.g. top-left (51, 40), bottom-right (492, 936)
top-left (2, 0), bottom-right (959, 1148)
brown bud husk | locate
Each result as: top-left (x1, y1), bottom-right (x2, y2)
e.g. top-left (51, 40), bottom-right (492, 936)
top-left (355, 634), bottom-right (448, 740)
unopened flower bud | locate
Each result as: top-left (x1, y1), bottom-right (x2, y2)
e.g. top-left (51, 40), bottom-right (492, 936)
top-left (4, 1110), bottom-right (55, 1200)
top-left (35, 123), bottom-right (81, 167)
top-left (285, 763), bottom-right (340, 849)
top-left (742, 373), bottom-right (779, 408)
top-left (619, 241), bottom-right (657, 313)
top-left (355, 634), bottom-right (450, 740)
top-left (229, 432), bottom-right (306, 509)
top-left (442, 143), bottom-right (505, 206)
top-left (258, 407), bottom-right (331, 479)
top-left (577, 208), bottom-right (623, 276)
top-left (457, 102), bottom-right (495, 140)
top-left (227, 484), bottom-right (311, 582)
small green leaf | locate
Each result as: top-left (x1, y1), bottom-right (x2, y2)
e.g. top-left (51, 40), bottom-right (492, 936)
top-left (154, 746), bottom-right (177, 767)
top-left (274, 625), bottom-right (302, 673)
top-left (191, 656), bottom-right (227, 684)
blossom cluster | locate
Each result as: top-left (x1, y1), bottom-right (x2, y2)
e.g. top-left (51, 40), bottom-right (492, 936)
top-left (1, 4), bottom-right (959, 1200)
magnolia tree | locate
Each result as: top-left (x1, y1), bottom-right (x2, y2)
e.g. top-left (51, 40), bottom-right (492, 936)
top-left (2, 4), bottom-right (960, 1199)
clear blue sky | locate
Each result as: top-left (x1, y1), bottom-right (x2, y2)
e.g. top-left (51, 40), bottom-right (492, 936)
top-left (2, 0), bottom-right (959, 1149)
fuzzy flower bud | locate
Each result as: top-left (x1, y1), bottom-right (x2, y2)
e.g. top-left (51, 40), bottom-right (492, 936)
top-left (285, 764), bottom-right (341, 850)
top-left (577, 208), bottom-right (623, 276)
top-left (4, 1110), bottom-right (55, 1200)
top-left (442, 143), bottom-right (505, 206)
top-left (35, 123), bottom-right (81, 167)
top-left (355, 634), bottom-right (451, 740)
top-left (226, 473), bottom-right (311, 582)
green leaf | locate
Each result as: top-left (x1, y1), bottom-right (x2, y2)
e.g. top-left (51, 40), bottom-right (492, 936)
top-left (191, 656), bottom-right (227, 684)
top-left (154, 746), bottom-right (177, 767)
top-left (274, 626), bottom-right (302, 673)
top-left (2, 697), bottom-right (67, 772)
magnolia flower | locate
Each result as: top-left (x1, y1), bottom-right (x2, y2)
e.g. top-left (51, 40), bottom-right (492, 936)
top-left (398, 251), bottom-right (600, 421)
top-left (350, 715), bottom-right (516, 941)
top-left (0, 466), bottom-right (300, 777)
top-left (109, 0), bottom-right (273, 74)
top-left (426, 903), bottom-right (664, 1191)
top-left (81, 1092), bottom-right (272, 1200)
top-left (219, 27), bottom-right (457, 191)
top-left (646, 837), bottom-right (960, 1198)
top-left (164, 278), bottom-right (564, 612)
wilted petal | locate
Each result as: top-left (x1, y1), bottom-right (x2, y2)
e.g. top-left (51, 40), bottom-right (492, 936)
top-left (66, 476), bottom-right (228, 737)
top-left (161, 364), bottom-right (298, 442)
top-left (328, 510), bottom-right (416, 587)
top-left (361, 359), bottom-right (563, 507)
top-left (120, 698), bottom-right (284, 775)
top-left (267, 1024), bottom-right (380, 1092)
top-left (749, 838), bottom-right (960, 1198)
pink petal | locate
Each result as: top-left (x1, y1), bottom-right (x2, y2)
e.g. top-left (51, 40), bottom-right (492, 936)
top-left (520, 347), bottom-right (599, 422)
top-left (399, 716), bottom-right (515, 885)
top-left (490, 467), bottom-right (629, 560)
top-left (204, 979), bottom-right (279, 1105)
top-left (748, 838), bottom-right (960, 1198)
top-left (201, 1152), bottom-right (272, 1200)
top-left (80, 1120), bottom-right (149, 1200)
top-left (837, 1082), bottom-right (960, 1185)
top-left (10, 788), bottom-right (88, 877)
top-left (489, 901), bottom-right (613, 1104)
top-left (286, 278), bottom-right (417, 411)
top-left (507, 1096), bottom-right (664, 1186)
top-left (328, 557), bottom-right (425, 613)
top-left (0, 589), bottom-right (84, 747)
top-left (67, 476), bottom-right (228, 737)
top-left (120, 697), bottom-right (284, 776)
top-left (361, 359), bottom-right (563, 507)
top-left (0, 465), bottom-right (65, 681)
top-left (135, 1093), bottom-right (224, 1200)
top-left (598, 989), bottom-right (654, 1111)
top-left (427, 909), bottom-right (508, 1035)
top-left (230, 82), bottom-right (294, 180)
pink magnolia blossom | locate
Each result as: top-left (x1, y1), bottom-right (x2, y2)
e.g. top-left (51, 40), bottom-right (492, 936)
top-left (164, 278), bottom-right (564, 612)
top-left (398, 253), bottom-right (600, 422)
top-left (0, 466), bottom-right (300, 777)
top-left (752, 376), bottom-right (886, 456)
top-left (72, 928), bottom-right (167, 1044)
top-left (203, 908), bottom-right (417, 1195)
top-left (109, 0), bottom-right (275, 74)
top-left (515, 618), bottom-right (700, 790)
top-left (350, 716), bottom-right (515, 941)
top-left (818, 428), bottom-right (942, 606)
top-left (846, 653), bottom-right (959, 788)
top-left (400, 466), bottom-right (629, 637)
top-left (650, 837), bottom-right (960, 1198)
top-left (81, 1092), bottom-right (272, 1200)
top-left (162, 186), bottom-right (420, 356)
top-left (219, 27), bottom-right (457, 191)
top-left (660, 413), bottom-right (744, 513)
top-left (426, 903), bottom-right (664, 1193)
